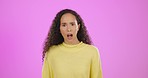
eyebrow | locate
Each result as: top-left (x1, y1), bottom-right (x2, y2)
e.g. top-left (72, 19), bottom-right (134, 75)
top-left (61, 22), bottom-right (75, 24)
top-left (61, 23), bottom-right (66, 24)
top-left (70, 22), bottom-right (75, 24)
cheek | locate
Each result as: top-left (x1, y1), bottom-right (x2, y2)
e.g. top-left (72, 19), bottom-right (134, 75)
top-left (60, 28), bottom-right (66, 36)
top-left (74, 27), bottom-right (79, 33)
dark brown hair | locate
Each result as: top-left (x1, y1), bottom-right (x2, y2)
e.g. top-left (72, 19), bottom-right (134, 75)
top-left (42, 9), bottom-right (92, 61)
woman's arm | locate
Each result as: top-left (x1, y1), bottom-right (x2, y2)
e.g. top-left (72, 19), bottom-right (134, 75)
top-left (42, 54), bottom-right (53, 78)
top-left (90, 48), bottom-right (103, 78)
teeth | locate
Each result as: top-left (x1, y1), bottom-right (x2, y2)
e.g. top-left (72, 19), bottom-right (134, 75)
top-left (67, 34), bottom-right (73, 37)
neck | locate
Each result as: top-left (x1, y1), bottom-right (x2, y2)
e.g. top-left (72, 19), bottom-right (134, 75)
top-left (64, 38), bottom-right (80, 45)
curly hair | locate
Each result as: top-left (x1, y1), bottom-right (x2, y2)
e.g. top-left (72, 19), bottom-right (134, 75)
top-left (42, 9), bottom-right (92, 61)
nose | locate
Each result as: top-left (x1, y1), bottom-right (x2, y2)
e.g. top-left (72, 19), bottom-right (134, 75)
top-left (67, 25), bottom-right (71, 32)
top-left (68, 29), bottom-right (71, 32)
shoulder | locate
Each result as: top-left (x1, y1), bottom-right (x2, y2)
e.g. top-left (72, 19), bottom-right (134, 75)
top-left (45, 45), bottom-right (60, 59)
top-left (83, 43), bottom-right (100, 55)
top-left (84, 44), bottom-right (99, 52)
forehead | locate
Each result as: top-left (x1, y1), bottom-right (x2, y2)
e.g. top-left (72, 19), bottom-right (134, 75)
top-left (60, 13), bottom-right (77, 23)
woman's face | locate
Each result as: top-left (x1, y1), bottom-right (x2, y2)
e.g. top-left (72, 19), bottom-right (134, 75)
top-left (60, 13), bottom-right (80, 44)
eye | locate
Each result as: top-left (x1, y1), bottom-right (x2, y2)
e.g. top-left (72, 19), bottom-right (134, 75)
top-left (71, 23), bottom-right (75, 26)
top-left (62, 24), bottom-right (66, 27)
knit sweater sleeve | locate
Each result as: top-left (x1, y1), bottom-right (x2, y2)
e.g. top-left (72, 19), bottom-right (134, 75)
top-left (90, 48), bottom-right (103, 78)
top-left (42, 54), bottom-right (53, 78)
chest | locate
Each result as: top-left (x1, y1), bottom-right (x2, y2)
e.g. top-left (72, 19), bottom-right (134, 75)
top-left (50, 51), bottom-right (92, 76)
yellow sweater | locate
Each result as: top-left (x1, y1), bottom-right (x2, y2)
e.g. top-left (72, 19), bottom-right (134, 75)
top-left (42, 41), bottom-right (103, 78)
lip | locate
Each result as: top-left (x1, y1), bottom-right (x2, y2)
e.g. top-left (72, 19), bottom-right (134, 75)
top-left (67, 33), bottom-right (73, 37)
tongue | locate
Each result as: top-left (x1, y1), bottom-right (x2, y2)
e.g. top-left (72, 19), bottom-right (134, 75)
top-left (67, 35), bottom-right (72, 40)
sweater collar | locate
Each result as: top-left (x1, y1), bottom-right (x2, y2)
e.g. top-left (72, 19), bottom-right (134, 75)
top-left (62, 41), bottom-right (83, 48)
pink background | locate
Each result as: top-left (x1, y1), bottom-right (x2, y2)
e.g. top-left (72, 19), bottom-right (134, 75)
top-left (0, 0), bottom-right (148, 78)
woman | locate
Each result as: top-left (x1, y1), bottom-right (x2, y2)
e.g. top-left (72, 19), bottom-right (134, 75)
top-left (42, 9), bottom-right (103, 78)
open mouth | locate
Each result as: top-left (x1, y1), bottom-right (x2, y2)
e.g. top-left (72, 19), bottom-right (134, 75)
top-left (67, 34), bottom-right (73, 37)
top-left (67, 34), bottom-right (73, 40)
